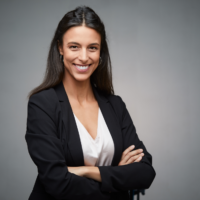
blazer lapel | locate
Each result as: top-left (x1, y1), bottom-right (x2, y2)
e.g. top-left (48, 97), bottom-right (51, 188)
top-left (54, 81), bottom-right (123, 167)
top-left (54, 82), bottom-right (84, 166)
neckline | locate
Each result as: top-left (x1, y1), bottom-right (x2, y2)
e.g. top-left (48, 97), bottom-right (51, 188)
top-left (73, 108), bottom-right (100, 142)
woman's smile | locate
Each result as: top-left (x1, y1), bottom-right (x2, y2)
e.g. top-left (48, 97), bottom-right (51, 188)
top-left (73, 63), bottom-right (92, 72)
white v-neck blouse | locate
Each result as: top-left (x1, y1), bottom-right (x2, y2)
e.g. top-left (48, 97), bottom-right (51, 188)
top-left (73, 108), bottom-right (115, 166)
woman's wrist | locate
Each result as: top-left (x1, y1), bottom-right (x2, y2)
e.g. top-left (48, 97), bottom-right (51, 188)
top-left (84, 166), bottom-right (102, 182)
top-left (82, 166), bottom-right (89, 177)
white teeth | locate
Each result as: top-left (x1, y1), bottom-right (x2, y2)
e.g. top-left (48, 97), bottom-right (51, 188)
top-left (75, 65), bottom-right (89, 69)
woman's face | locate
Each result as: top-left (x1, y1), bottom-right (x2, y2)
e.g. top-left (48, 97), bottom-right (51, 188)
top-left (59, 26), bottom-right (101, 82)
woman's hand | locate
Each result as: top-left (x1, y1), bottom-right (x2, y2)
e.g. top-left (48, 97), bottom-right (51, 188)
top-left (118, 145), bottom-right (144, 166)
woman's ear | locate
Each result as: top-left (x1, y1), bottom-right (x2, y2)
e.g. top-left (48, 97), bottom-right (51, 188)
top-left (57, 40), bottom-right (63, 55)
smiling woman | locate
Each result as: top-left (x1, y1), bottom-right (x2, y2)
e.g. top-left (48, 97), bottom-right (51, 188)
top-left (25, 5), bottom-right (155, 200)
top-left (58, 26), bottom-right (101, 81)
top-left (28, 6), bottom-right (113, 97)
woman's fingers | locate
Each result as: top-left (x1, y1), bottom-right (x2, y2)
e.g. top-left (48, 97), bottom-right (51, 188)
top-left (123, 149), bottom-right (143, 163)
top-left (121, 145), bottom-right (135, 160)
top-left (134, 155), bottom-right (143, 162)
top-left (118, 145), bottom-right (144, 166)
top-left (126, 153), bottom-right (144, 164)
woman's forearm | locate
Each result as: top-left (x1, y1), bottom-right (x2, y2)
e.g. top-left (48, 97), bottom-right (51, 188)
top-left (84, 166), bottom-right (102, 182)
top-left (68, 166), bottom-right (102, 182)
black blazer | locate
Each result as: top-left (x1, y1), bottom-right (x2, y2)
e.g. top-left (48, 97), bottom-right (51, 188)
top-left (25, 81), bottom-right (156, 200)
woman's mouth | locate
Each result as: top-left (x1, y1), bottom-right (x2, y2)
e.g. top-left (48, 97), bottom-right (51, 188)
top-left (73, 64), bottom-right (91, 72)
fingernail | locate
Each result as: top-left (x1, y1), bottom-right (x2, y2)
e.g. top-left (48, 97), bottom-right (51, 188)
top-left (131, 145), bottom-right (135, 148)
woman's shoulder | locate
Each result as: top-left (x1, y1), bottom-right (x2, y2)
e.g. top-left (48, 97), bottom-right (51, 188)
top-left (108, 93), bottom-right (125, 108)
top-left (106, 93), bottom-right (127, 121)
top-left (94, 86), bottom-right (124, 106)
top-left (28, 87), bottom-right (60, 111)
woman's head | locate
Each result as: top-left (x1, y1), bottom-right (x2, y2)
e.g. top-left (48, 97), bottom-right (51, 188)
top-left (28, 6), bottom-right (114, 98)
top-left (58, 25), bottom-right (101, 83)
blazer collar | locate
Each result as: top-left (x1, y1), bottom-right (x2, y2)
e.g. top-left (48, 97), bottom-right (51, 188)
top-left (54, 81), bottom-right (122, 167)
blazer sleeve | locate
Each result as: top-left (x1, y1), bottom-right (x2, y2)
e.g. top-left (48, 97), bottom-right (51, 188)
top-left (98, 96), bottom-right (156, 192)
top-left (25, 92), bottom-right (110, 200)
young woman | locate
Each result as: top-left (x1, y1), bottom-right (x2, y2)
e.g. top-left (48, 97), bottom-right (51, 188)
top-left (25, 6), bottom-right (156, 200)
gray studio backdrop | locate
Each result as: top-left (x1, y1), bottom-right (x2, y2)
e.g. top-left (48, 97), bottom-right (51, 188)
top-left (0, 0), bottom-right (200, 200)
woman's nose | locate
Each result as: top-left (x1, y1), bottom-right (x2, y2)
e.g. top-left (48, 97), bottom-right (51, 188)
top-left (78, 48), bottom-right (88, 63)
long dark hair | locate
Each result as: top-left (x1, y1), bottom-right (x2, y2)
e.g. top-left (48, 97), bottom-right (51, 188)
top-left (28, 6), bottom-right (114, 99)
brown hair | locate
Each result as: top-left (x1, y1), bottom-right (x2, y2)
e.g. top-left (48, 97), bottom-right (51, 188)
top-left (28, 6), bottom-right (114, 99)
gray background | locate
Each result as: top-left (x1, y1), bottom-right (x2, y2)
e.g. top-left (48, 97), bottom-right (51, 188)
top-left (0, 0), bottom-right (200, 199)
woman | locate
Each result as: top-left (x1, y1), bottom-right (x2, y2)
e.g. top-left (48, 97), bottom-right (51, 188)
top-left (25, 6), bottom-right (156, 200)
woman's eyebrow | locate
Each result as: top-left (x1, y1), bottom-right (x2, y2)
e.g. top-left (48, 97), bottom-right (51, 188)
top-left (67, 42), bottom-right (100, 46)
top-left (67, 42), bottom-right (79, 45)
top-left (90, 43), bottom-right (100, 46)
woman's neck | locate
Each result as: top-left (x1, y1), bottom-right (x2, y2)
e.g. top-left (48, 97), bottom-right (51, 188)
top-left (62, 72), bottom-right (95, 105)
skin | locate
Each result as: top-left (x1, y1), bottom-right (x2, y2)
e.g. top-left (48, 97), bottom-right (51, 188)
top-left (58, 25), bottom-right (144, 183)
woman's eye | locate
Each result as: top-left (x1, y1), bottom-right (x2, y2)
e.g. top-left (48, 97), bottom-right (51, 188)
top-left (90, 47), bottom-right (98, 50)
top-left (70, 46), bottom-right (78, 49)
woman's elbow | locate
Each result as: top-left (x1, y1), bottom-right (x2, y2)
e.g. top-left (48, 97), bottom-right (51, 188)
top-left (142, 164), bottom-right (156, 189)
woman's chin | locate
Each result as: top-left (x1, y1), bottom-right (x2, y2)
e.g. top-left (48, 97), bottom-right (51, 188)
top-left (73, 74), bottom-right (91, 82)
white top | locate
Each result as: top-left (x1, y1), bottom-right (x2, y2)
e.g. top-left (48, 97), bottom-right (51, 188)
top-left (73, 108), bottom-right (115, 166)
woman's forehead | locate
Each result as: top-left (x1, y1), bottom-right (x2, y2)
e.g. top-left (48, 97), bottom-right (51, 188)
top-left (63, 26), bottom-right (101, 45)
